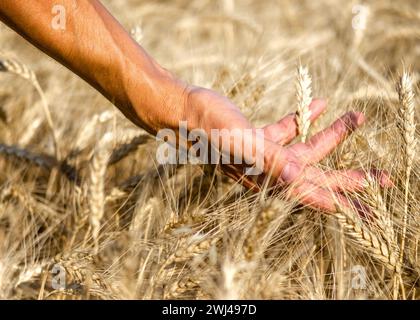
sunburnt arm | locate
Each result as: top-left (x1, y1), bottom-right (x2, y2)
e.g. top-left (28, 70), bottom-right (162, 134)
top-left (0, 0), bottom-right (190, 135)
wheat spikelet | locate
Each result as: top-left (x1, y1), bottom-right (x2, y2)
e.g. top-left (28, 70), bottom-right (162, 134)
top-left (295, 65), bottom-right (312, 142)
top-left (105, 187), bottom-right (127, 204)
top-left (18, 117), bottom-right (43, 146)
top-left (0, 57), bottom-right (60, 158)
top-left (0, 184), bottom-right (13, 201)
top-left (130, 196), bottom-right (163, 236)
top-left (216, 259), bottom-right (246, 300)
top-left (89, 133), bottom-right (113, 254)
top-left (165, 276), bottom-right (199, 299)
top-left (0, 105), bottom-right (7, 123)
top-left (171, 236), bottom-right (217, 264)
top-left (14, 263), bottom-right (46, 288)
top-left (157, 235), bottom-right (218, 278)
top-left (162, 210), bottom-right (206, 236)
top-left (0, 58), bottom-right (36, 81)
top-left (0, 0), bottom-right (419, 301)
top-left (244, 83), bottom-right (266, 109)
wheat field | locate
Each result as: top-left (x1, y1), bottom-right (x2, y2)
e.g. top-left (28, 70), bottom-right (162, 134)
top-left (0, 0), bottom-right (419, 300)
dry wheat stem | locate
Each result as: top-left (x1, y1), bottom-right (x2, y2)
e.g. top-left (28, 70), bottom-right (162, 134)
top-left (395, 71), bottom-right (417, 298)
top-left (89, 134), bottom-right (113, 254)
top-left (0, 57), bottom-right (60, 159)
top-left (295, 65), bottom-right (312, 142)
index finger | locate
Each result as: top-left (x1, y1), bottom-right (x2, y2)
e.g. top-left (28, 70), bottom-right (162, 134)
top-left (304, 111), bottom-right (365, 164)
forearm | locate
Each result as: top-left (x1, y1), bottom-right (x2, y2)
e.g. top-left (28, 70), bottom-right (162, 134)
top-left (0, 0), bottom-right (189, 134)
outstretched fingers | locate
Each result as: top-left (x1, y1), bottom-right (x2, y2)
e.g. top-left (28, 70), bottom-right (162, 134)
top-left (304, 111), bottom-right (365, 164)
top-left (288, 180), bottom-right (372, 217)
top-left (288, 180), bottom-right (351, 212)
top-left (304, 167), bottom-right (393, 192)
top-left (263, 98), bottom-right (326, 145)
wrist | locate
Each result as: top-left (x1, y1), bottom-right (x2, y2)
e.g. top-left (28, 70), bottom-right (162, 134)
top-left (119, 47), bottom-right (190, 135)
top-left (182, 85), bottom-right (211, 132)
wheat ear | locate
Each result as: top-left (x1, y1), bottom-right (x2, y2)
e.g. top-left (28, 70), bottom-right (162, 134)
top-left (0, 143), bottom-right (79, 182)
top-left (89, 133), bottom-right (113, 254)
top-left (352, 5), bottom-right (370, 48)
top-left (335, 206), bottom-right (401, 274)
top-left (0, 57), bottom-right (60, 159)
top-left (52, 253), bottom-right (113, 299)
top-left (395, 71), bottom-right (417, 298)
top-left (108, 133), bottom-right (151, 165)
top-left (244, 199), bottom-right (289, 260)
top-left (364, 175), bottom-right (396, 248)
top-left (295, 65), bottom-right (312, 142)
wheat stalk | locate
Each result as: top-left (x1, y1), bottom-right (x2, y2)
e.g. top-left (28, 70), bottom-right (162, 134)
top-left (295, 65), bottom-right (312, 142)
top-left (395, 70), bottom-right (417, 298)
top-left (89, 133), bottom-right (113, 255)
top-left (0, 57), bottom-right (60, 159)
top-left (397, 71), bottom-right (417, 181)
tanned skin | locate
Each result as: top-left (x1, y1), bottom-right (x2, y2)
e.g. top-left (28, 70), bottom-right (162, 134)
top-left (0, 0), bottom-right (391, 212)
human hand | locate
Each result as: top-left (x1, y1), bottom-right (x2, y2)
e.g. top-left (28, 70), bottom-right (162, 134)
top-left (185, 87), bottom-right (392, 213)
